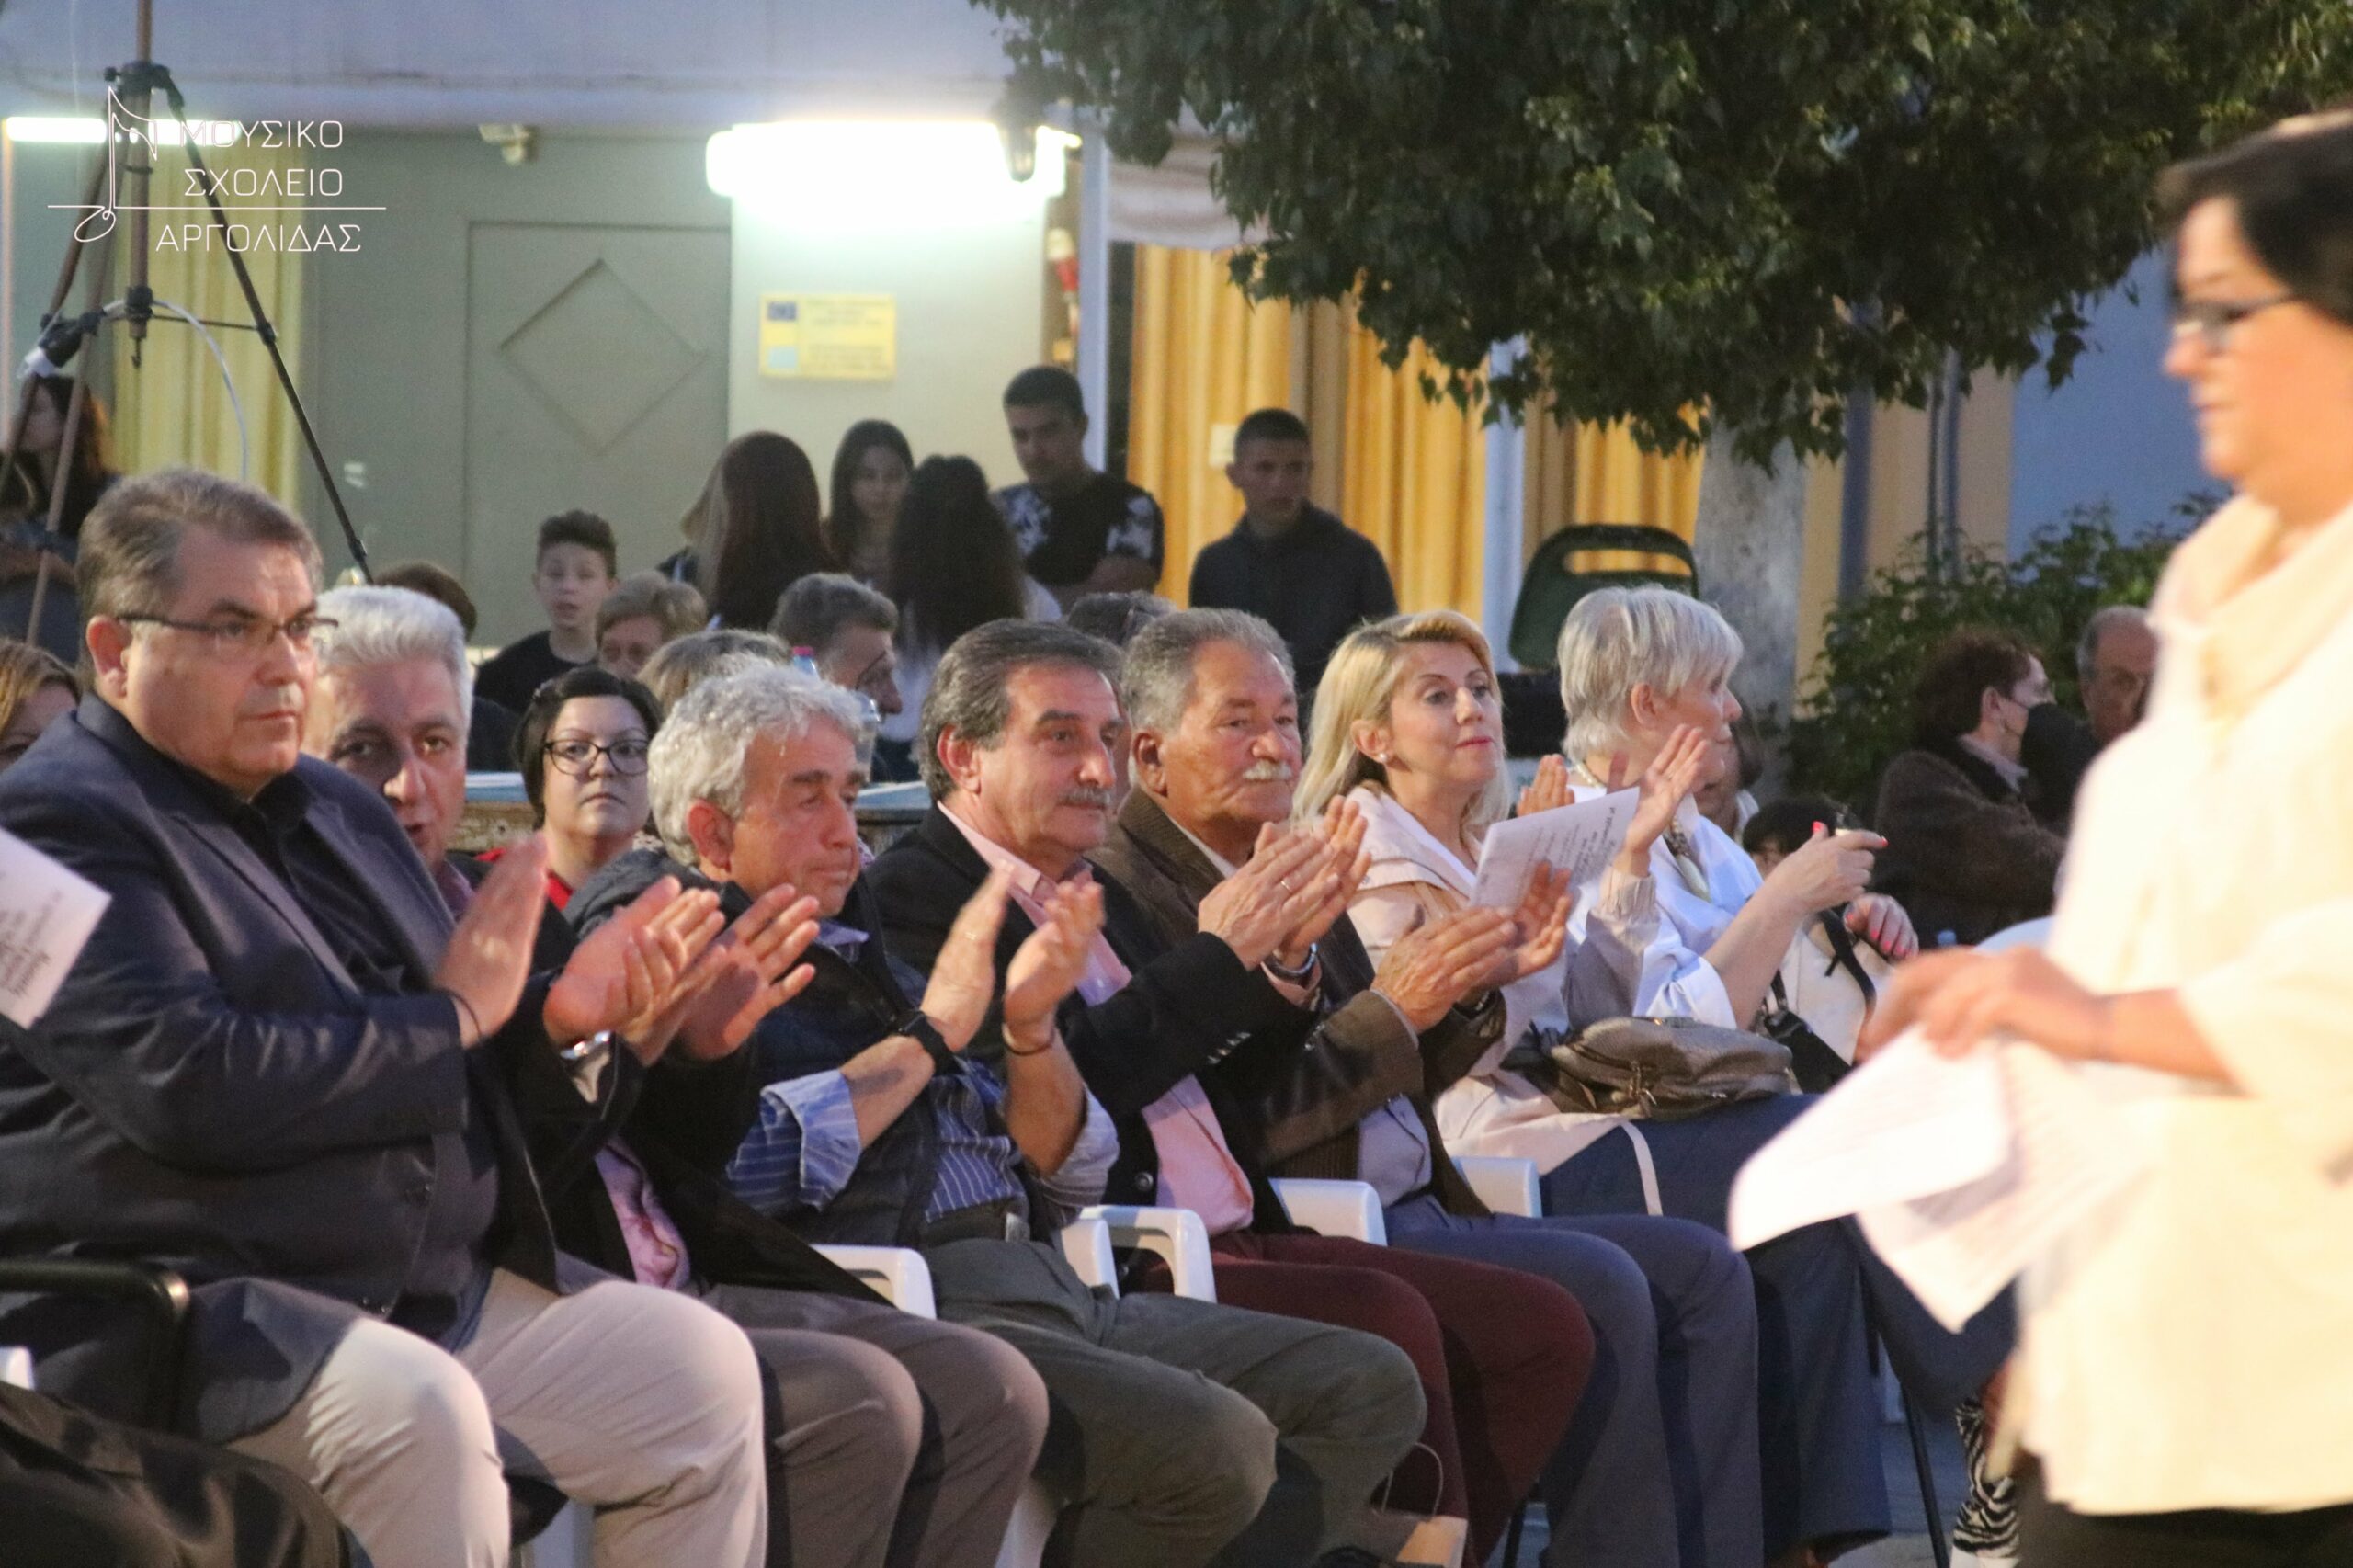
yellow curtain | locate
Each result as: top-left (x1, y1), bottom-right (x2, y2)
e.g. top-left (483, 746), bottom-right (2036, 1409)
top-left (108, 142), bottom-right (309, 506)
top-left (1523, 410), bottom-right (1704, 569)
top-left (1124, 246), bottom-right (1292, 599)
top-left (1336, 324), bottom-right (1485, 618)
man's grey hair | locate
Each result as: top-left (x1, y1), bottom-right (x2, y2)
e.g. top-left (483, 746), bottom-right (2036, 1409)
top-left (1556, 585), bottom-right (1743, 758)
top-left (313, 585), bottom-right (473, 716)
top-left (771, 573), bottom-right (897, 660)
top-left (2075, 604), bottom-right (2150, 681)
top-left (637, 628), bottom-right (791, 712)
top-left (648, 665), bottom-right (867, 860)
top-left (1120, 608), bottom-right (1295, 736)
top-left (78, 468), bottom-right (322, 626)
top-left (917, 619), bottom-right (1121, 800)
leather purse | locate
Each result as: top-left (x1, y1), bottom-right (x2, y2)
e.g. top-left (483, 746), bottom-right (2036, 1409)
top-left (1538, 1016), bottom-right (1797, 1121)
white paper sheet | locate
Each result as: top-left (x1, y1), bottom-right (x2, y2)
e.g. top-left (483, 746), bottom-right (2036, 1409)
top-left (0, 828), bottom-right (109, 1028)
top-left (1472, 789), bottom-right (1640, 909)
top-left (1727, 1033), bottom-right (2013, 1249)
top-left (1727, 1030), bottom-right (2145, 1330)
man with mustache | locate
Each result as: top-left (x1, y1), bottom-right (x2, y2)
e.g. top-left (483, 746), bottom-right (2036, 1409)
top-left (867, 616), bottom-right (1596, 1564)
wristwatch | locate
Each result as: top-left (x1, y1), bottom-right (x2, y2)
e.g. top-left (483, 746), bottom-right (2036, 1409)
top-left (1264, 942), bottom-right (1319, 987)
top-left (895, 1009), bottom-right (959, 1074)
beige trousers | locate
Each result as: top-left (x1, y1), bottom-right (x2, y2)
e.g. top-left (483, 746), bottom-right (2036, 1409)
top-left (230, 1269), bottom-right (767, 1568)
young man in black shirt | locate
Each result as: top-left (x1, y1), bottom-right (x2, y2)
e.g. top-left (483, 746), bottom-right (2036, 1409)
top-left (1188, 408), bottom-right (1397, 701)
top-left (474, 510), bottom-right (617, 714)
top-left (994, 366), bottom-right (1165, 608)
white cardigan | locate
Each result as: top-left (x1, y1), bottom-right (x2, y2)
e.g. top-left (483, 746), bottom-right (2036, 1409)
top-left (1345, 784), bottom-right (1658, 1174)
top-left (2018, 493), bottom-right (2353, 1514)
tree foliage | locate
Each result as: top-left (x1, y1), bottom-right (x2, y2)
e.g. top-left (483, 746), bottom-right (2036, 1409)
top-left (982, 0), bottom-right (2352, 459)
top-left (1783, 500), bottom-right (2200, 812)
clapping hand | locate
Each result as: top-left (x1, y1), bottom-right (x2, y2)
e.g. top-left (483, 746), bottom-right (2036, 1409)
top-left (545, 878), bottom-right (723, 1056)
top-left (1517, 755), bottom-right (1574, 818)
top-left (1474, 861), bottom-right (1575, 991)
top-left (919, 867), bottom-right (1017, 1053)
top-left (1002, 881), bottom-right (1108, 1052)
top-left (436, 837), bottom-right (556, 1047)
top-left (1272, 798), bottom-right (1372, 970)
top-left (1370, 905), bottom-right (1522, 1031)
top-left (660, 883), bottom-right (824, 1063)
top-left (1197, 824), bottom-right (1347, 970)
top-left (1619, 726), bottom-right (1712, 873)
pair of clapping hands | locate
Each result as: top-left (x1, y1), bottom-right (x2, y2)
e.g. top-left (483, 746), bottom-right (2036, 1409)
top-left (1189, 797), bottom-right (1580, 1033)
top-left (434, 839), bottom-right (824, 1068)
top-left (1519, 727), bottom-right (1917, 963)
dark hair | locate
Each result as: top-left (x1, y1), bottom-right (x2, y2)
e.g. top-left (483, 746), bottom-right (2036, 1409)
top-left (79, 469), bottom-right (321, 625)
top-left (690, 432), bottom-right (834, 630)
top-left (2, 376), bottom-right (116, 540)
top-left (2160, 113), bottom-right (2353, 329)
top-left (918, 619), bottom-right (1122, 798)
top-left (1064, 590), bottom-right (1174, 648)
top-left (822, 419), bottom-right (915, 568)
top-left (773, 572), bottom-right (896, 656)
top-left (1002, 365), bottom-right (1086, 421)
top-left (537, 510), bottom-right (618, 578)
top-left (514, 664), bottom-right (663, 821)
top-left (1912, 629), bottom-right (2035, 746)
top-left (375, 560), bottom-right (479, 639)
top-left (886, 455), bottom-right (1028, 655)
top-left (1233, 406), bottom-right (1311, 455)
top-left (1742, 793), bottom-right (1858, 857)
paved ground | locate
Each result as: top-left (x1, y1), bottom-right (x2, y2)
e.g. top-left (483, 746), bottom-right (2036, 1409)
top-left (1487, 1411), bottom-right (1970, 1567)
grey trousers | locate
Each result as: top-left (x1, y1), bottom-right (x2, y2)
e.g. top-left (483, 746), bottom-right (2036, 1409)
top-left (229, 1268), bottom-right (767, 1568)
top-left (697, 1283), bottom-right (1049, 1568)
top-left (925, 1238), bottom-right (1425, 1568)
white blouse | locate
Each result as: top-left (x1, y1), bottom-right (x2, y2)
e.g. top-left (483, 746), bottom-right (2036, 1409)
top-left (1346, 784), bottom-right (1658, 1174)
top-left (2018, 494), bottom-right (2353, 1514)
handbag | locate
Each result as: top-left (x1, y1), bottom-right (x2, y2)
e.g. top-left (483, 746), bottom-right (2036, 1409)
top-left (1538, 1015), bottom-right (1796, 1121)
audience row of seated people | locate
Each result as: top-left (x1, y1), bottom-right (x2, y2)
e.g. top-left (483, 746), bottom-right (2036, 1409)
top-left (1, 468), bottom-right (2028, 1568)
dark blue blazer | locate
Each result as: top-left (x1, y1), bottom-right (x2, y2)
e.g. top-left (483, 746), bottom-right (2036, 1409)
top-left (0, 698), bottom-right (563, 1440)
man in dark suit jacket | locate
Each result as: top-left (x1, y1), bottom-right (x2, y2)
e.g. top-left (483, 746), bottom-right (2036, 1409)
top-left (0, 471), bottom-right (769, 1568)
top-left (301, 581), bottom-right (1052, 1568)
top-left (868, 617), bottom-right (1601, 1562)
top-left (1036, 608), bottom-right (1771, 1568)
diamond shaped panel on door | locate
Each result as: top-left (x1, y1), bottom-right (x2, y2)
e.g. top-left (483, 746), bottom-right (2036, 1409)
top-left (500, 257), bottom-right (703, 452)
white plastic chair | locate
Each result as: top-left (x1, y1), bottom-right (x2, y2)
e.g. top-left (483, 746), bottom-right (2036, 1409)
top-left (1452, 1154), bottom-right (1543, 1218)
top-left (1976, 917), bottom-right (2053, 954)
top-left (1268, 1178), bottom-right (1387, 1244)
top-left (815, 1214), bottom-right (1180, 1568)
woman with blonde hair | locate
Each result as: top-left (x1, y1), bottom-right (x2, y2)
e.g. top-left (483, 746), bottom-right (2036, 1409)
top-left (0, 638), bottom-right (76, 774)
top-left (1305, 607), bottom-right (1996, 1564)
top-left (1863, 112), bottom-right (2353, 1563)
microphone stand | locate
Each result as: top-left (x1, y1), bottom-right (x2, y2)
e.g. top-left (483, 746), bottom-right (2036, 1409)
top-left (5, 0), bottom-right (369, 647)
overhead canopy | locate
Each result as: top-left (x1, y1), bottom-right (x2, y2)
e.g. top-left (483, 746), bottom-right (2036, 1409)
top-left (0, 0), bottom-right (1020, 124)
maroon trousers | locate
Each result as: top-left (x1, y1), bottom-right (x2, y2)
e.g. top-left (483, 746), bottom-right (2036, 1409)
top-left (1205, 1230), bottom-right (1593, 1561)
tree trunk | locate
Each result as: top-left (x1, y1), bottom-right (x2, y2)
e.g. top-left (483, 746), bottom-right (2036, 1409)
top-left (1692, 430), bottom-right (1807, 788)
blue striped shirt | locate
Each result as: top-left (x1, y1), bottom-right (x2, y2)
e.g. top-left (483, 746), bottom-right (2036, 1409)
top-left (724, 925), bottom-right (1116, 1224)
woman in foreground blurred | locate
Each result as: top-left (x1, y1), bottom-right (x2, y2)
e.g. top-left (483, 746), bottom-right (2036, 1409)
top-left (1867, 111), bottom-right (2353, 1563)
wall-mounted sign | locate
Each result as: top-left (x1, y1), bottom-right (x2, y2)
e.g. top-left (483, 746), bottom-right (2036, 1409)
top-left (759, 293), bottom-right (896, 381)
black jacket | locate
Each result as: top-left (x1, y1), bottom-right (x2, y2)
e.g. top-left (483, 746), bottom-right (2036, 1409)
top-left (0, 699), bottom-right (567, 1440)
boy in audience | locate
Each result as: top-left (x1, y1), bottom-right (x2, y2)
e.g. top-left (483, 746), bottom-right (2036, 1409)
top-left (476, 510), bottom-right (618, 711)
top-left (1188, 409), bottom-right (1396, 701)
top-left (995, 367), bottom-right (1165, 607)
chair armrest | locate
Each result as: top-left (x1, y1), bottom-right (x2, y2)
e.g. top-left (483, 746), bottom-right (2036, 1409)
top-left (1077, 1205), bottom-right (1217, 1301)
top-left (0, 1258), bottom-right (190, 1426)
top-left (1270, 1178), bottom-right (1388, 1244)
top-left (1058, 1215), bottom-right (1119, 1293)
top-left (812, 1246), bottom-right (938, 1319)
top-left (1454, 1154), bottom-right (1543, 1217)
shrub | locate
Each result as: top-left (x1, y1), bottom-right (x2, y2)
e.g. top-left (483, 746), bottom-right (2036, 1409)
top-left (1785, 498), bottom-right (2204, 812)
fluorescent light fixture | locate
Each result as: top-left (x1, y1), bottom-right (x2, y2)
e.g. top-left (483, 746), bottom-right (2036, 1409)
top-left (705, 121), bottom-right (1075, 227)
top-left (4, 116), bottom-right (241, 145)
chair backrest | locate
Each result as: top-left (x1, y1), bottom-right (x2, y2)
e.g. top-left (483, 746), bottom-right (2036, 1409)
top-left (1974, 917), bottom-right (2053, 954)
top-left (1508, 523), bottom-right (1699, 670)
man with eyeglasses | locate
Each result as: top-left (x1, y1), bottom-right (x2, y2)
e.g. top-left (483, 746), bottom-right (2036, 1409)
top-left (771, 573), bottom-right (912, 778)
top-left (0, 471), bottom-right (777, 1568)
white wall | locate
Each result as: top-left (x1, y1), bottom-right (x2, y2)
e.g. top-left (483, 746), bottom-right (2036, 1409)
top-left (722, 156), bottom-right (1048, 490)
